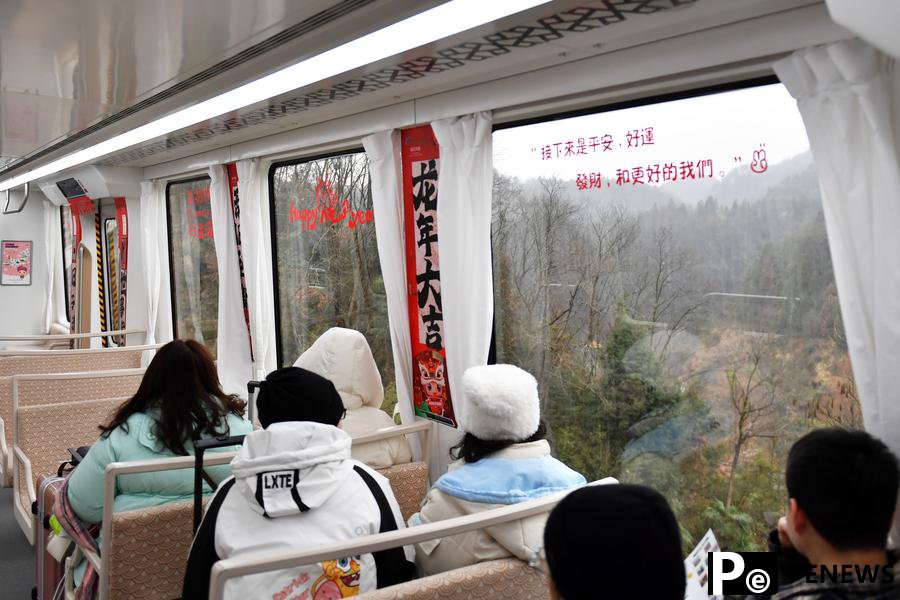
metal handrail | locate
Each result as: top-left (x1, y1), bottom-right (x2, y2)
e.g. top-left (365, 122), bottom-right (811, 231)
top-left (0, 328), bottom-right (145, 342)
top-left (2, 182), bottom-right (29, 214)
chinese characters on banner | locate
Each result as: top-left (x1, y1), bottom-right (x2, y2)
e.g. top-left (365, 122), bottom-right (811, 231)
top-left (67, 195), bottom-right (95, 217)
top-left (402, 125), bottom-right (456, 427)
top-left (186, 184), bottom-right (213, 240)
top-left (226, 163), bottom-right (254, 360)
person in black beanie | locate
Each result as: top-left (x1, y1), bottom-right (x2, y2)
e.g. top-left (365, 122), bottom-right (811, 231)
top-left (543, 484), bottom-right (686, 600)
top-left (255, 366), bottom-right (345, 428)
top-left (183, 366), bottom-right (414, 599)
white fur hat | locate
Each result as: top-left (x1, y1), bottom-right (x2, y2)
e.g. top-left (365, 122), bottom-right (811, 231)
top-left (459, 364), bottom-right (540, 441)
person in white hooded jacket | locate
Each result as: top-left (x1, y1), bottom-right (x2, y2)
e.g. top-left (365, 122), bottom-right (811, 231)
top-left (182, 367), bottom-right (415, 600)
top-left (295, 327), bottom-right (412, 469)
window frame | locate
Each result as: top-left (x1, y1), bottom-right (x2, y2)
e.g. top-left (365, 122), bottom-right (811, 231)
top-left (492, 75), bottom-right (779, 133)
top-left (164, 174), bottom-right (214, 342)
top-left (267, 147), bottom-right (368, 368)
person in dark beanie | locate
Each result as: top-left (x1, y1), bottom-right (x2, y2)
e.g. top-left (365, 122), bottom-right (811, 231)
top-left (543, 484), bottom-right (686, 600)
top-left (183, 367), bottom-right (414, 599)
top-left (255, 366), bottom-right (346, 428)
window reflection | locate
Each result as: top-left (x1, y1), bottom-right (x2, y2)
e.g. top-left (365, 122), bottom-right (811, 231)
top-left (270, 153), bottom-right (395, 414)
top-left (166, 177), bottom-right (218, 357)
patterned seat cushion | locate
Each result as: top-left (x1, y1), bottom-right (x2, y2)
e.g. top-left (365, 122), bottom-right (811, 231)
top-left (108, 499), bottom-right (207, 600)
top-left (0, 348), bottom-right (143, 377)
top-left (0, 348), bottom-right (144, 486)
top-left (15, 398), bottom-right (124, 515)
top-left (376, 461), bottom-right (430, 522)
top-left (360, 558), bottom-right (550, 599)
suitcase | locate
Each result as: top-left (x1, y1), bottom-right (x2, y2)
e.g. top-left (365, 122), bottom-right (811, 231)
top-left (32, 474), bottom-right (69, 600)
top-left (192, 433), bottom-right (246, 533)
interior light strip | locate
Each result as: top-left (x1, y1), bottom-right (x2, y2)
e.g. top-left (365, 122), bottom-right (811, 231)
top-left (0, 0), bottom-right (550, 192)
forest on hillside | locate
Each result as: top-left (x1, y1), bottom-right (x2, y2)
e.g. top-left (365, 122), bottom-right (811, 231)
top-left (491, 154), bottom-right (860, 551)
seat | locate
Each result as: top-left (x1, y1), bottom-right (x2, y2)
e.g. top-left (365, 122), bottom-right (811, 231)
top-left (0, 356), bottom-right (149, 486)
top-left (376, 461), bottom-right (430, 522)
top-left (106, 498), bottom-right (210, 600)
top-left (12, 397), bottom-right (126, 543)
top-left (68, 452), bottom-right (236, 600)
top-left (0, 344), bottom-right (152, 377)
top-left (359, 558), bottom-right (549, 600)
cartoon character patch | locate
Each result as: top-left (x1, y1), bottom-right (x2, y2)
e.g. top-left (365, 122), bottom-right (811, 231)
top-left (312, 556), bottom-right (361, 599)
top-left (414, 350), bottom-right (451, 417)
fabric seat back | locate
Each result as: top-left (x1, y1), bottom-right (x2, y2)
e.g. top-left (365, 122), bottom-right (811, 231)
top-left (358, 558), bottom-right (549, 599)
top-left (376, 461), bottom-right (429, 522)
top-left (0, 347), bottom-right (144, 377)
top-left (15, 397), bottom-right (125, 520)
top-left (107, 499), bottom-right (205, 600)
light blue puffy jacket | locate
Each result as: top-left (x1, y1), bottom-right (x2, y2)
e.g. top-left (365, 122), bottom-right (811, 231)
top-left (67, 408), bottom-right (252, 524)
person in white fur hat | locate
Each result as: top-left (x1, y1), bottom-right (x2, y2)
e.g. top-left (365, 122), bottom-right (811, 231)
top-left (408, 364), bottom-right (586, 576)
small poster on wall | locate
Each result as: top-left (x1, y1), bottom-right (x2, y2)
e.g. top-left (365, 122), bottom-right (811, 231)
top-left (1, 240), bottom-right (33, 286)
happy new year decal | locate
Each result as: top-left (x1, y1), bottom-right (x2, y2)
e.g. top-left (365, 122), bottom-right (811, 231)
top-left (402, 125), bottom-right (456, 428)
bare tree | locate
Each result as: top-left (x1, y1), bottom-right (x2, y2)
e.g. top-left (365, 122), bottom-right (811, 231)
top-left (724, 346), bottom-right (779, 509)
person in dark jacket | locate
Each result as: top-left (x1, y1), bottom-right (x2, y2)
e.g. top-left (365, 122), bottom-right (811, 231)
top-left (182, 367), bottom-right (414, 600)
top-left (751, 428), bottom-right (900, 600)
top-left (543, 484), bottom-right (686, 600)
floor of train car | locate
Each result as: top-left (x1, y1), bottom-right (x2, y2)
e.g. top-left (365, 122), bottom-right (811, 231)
top-left (1, 486), bottom-right (34, 599)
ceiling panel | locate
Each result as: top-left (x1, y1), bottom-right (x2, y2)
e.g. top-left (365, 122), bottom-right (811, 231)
top-left (0, 0), bottom-right (345, 162)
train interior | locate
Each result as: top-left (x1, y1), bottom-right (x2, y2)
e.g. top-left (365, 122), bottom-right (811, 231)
top-left (1, 0), bottom-right (900, 598)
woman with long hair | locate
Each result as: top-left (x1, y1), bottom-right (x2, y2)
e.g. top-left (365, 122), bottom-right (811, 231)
top-left (66, 339), bottom-right (252, 524)
top-left (408, 364), bottom-right (585, 576)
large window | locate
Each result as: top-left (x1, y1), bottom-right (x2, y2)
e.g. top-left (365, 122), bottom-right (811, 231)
top-left (492, 82), bottom-right (859, 552)
top-left (166, 177), bottom-right (218, 356)
top-left (270, 153), bottom-right (395, 412)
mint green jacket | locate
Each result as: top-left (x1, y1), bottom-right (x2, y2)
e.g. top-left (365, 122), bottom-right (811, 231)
top-left (67, 409), bottom-right (252, 524)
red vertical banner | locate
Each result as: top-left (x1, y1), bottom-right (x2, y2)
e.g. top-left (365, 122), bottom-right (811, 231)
top-left (113, 197), bottom-right (129, 341)
top-left (401, 125), bottom-right (456, 428)
top-left (67, 198), bottom-right (88, 333)
top-left (226, 163), bottom-right (254, 360)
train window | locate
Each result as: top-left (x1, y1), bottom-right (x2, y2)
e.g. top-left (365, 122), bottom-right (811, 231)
top-left (270, 152), bottom-right (395, 413)
top-left (491, 82), bottom-right (859, 552)
top-left (166, 176), bottom-right (219, 356)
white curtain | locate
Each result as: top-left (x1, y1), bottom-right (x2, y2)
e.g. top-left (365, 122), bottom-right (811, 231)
top-left (236, 159), bottom-right (277, 382)
top-left (431, 112), bottom-right (495, 469)
top-left (209, 165), bottom-right (253, 397)
top-left (363, 131), bottom-right (421, 459)
top-left (42, 200), bottom-right (67, 332)
top-left (139, 180), bottom-right (173, 350)
top-left (775, 39), bottom-right (900, 540)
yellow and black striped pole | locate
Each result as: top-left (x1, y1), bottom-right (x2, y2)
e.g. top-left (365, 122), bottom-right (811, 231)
top-left (95, 210), bottom-right (108, 347)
